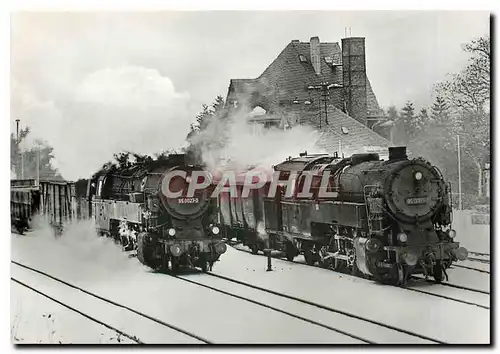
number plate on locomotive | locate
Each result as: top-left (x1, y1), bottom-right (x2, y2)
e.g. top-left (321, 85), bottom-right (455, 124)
top-left (177, 197), bottom-right (199, 204)
top-left (405, 197), bottom-right (427, 205)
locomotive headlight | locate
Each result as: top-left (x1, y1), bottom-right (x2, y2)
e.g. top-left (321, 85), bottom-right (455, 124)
top-left (414, 172), bottom-right (423, 181)
top-left (403, 252), bottom-right (418, 266)
top-left (448, 229), bottom-right (457, 239)
top-left (168, 228), bottom-right (176, 237)
top-left (211, 226), bottom-right (220, 235)
top-left (170, 244), bottom-right (182, 257)
top-left (397, 233), bottom-right (408, 243)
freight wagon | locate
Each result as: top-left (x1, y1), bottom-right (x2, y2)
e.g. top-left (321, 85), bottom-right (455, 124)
top-left (10, 179), bottom-right (81, 234)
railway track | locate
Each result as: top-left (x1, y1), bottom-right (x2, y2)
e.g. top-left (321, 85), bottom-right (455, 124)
top-left (11, 278), bottom-right (141, 344)
top-left (11, 261), bottom-right (210, 344)
top-left (172, 271), bottom-right (443, 344)
top-left (406, 277), bottom-right (489, 309)
top-left (467, 251), bottom-right (490, 264)
top-left (468, 257), bottom-right (490, 264)
top-left (229, 244), bottom-right (489, 307)
top-left (452, 264), bottom-right (489, 274)
top-left (11, 260), bottom-right (367, 344)
top-left (469, 251), bottom-right (490, 257)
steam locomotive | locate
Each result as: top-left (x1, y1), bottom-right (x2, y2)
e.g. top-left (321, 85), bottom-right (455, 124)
top-left (218, 147), bottom-right (468, 286)
top-left (75, 154), bottom-right (226, 273)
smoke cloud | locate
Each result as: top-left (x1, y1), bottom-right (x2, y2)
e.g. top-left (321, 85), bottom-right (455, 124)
top-left (12, 217), bottom-right (145, 282)
top-left (11, 66), bottom-right (192, 180)
top-left (191, 110), bottom-right (327, 174)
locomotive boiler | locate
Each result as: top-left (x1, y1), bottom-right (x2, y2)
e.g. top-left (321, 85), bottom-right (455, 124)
top-left (219, 147), bottom-right (468, 286)
top-left (83, 154), bottom-right (226, 273)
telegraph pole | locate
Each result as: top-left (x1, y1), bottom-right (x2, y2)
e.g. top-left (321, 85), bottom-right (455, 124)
top-left (36, 142), bottom-right (40, 186)
top-left (15, 118), bottom-right (24, 179)
top-left (16, 119), bottom-right (20, 144)
top-left (457, 135), bottom-right (462, 211)
top-left (307, 82), bottom-right (340, 128)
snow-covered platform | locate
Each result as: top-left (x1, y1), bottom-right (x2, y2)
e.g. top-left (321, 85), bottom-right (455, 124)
top-left (10, 219), bottom-right (490, 344)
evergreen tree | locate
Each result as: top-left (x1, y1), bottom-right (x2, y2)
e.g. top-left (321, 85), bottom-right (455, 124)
top-left (385, 106), bottom-right (397, 121)
top-left (400, 101), bottom-right (416, 135)
top-left (415, 108), bottom-right (429, 135)
top-left (392, 101), bottom-right (417, 144)
top-left (430, 96), bottom-right (450, 127)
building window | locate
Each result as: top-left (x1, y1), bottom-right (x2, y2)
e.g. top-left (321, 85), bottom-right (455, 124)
top-left (299, 54), bottom-right (307, 63)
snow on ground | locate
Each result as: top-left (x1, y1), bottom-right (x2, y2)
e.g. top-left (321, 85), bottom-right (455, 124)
top-left (11, 219), bottom-right (146, 286)
top-left (177, 273), bottom-right (433, 344)
top-left (453, 210), bottom-right (490, 254)
top-left (443, 265), bottom-right (490, 293)
top-left (456, 260), bottom-right (490, 273)
top-left (11, 221), bottom-right (358, 344)
top-left (11, 264), bottom-right (204, 344)
top-left (213, 247), bottom-right (490, 344)
top-left (11, 281), bottom-right (134, 344)
top-left (11, 217), bottom-right (490, 344)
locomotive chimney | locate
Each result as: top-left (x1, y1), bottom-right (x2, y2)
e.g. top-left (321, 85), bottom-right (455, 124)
top-left (388, 146), bottom-right (408, 161)
top-left (310, 36), bottom-right (321, 75)
top-left (341, 37), bottom-right (367, 126)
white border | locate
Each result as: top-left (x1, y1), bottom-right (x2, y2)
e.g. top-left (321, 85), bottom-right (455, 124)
top-left (7, 0), bottom-right (499, 11)
top-left (3, 2), bottom-right (496, 353)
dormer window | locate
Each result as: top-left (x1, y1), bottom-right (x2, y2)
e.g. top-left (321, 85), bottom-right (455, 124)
top-left (299, 54), bottom-right (307, 63)
top-left (341, 126), bottom-right (349, 134)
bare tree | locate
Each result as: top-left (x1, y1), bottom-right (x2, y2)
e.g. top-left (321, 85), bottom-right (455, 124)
top-left (437, 36), bottom-right (490, 113)
top-left (436, 35), bottom-right (490, 197)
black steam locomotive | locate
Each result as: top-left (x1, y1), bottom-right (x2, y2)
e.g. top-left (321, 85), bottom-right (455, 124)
top-left (75, 154), bottom-right (226, 273)
top-left (219, 147), bottom-right (468, 286)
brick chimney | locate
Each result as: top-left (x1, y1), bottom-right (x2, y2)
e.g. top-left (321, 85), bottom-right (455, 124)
top-left (341, 37), bottom-right (367, 126)
top-left (310, 37), bottom-right (321, 75)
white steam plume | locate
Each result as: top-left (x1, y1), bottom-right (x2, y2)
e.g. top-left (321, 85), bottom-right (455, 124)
top-left (12, 217), bottom-right (146, 282)
top-left (191, 109), bottom-right (327, 174)
top-left (11, 66), bottom-right (192, 180)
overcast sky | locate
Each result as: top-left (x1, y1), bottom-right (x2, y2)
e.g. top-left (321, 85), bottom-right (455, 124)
top-left (10, 11), bottom-right (490, 178)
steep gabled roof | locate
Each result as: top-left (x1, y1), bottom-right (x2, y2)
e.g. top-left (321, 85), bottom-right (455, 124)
top-left (245, 105), bottom-right (391, 155)
top-left (226, 40), bottom-right (383, 118)
top-left (313, 105), bottom-right (391, 154)
top-left (366, 79), bottom-right (384, 118)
